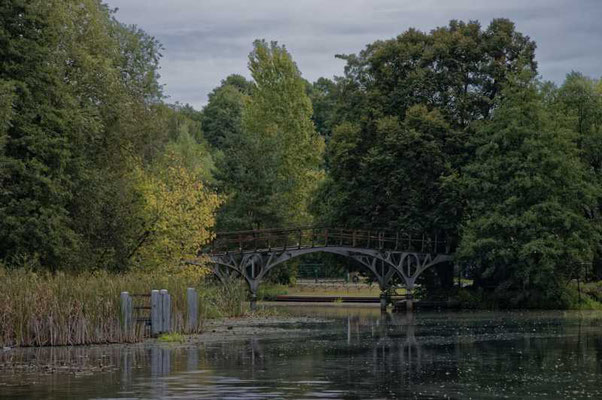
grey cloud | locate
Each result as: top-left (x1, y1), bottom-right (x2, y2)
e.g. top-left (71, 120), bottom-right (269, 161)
top-left (105, 0), bottom-right (602, 109)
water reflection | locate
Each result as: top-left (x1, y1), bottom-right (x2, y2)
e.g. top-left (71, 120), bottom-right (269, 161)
top-left (1, 308), bottom-right (601, 399)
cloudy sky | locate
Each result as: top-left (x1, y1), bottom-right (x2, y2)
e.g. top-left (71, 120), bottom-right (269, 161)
top-left (105, 0), bottom-right (601, 110)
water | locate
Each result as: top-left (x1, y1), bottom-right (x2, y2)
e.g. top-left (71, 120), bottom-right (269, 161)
top-left (1, 307), bottom-right (602, 399)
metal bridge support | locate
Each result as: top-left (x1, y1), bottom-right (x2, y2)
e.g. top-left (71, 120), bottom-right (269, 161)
top-left (248, 279), bottom-right (259, 311)
top-left (379, 292), bottom-right (388, 312)
top-left (405, 287), bottom-right (414, 312)
top-left (188, 243), bottom-right (453, 313)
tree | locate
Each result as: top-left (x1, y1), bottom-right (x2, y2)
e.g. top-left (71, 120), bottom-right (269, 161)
top-left (0, 0), bottom-right (217, 272)
top-left (554, 73), bottom-right (602, 279)
top-left (216, 40), bottom-right (324, 231)
top-left (315, 19), bottom-right (537, 235)
top-left (130, 154), bottom-right (221, 270)
top-left (0, 0), bottom-right (81, 269)
top-left (458, 74), bottom-right (600, 307)
top-left (308, 77), bottom-right (341, 139)
top-left (201, 75), bottom-right (252, 149)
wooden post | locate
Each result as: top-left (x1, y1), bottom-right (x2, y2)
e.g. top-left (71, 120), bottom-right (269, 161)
top-left (187, 287), bottom-right (198, 333)
top-left (160, 289), bottom-right (171, 333)
top-left (151, 290), bottom-right (161, 336)
top-left (120, 292), bottom-right (132, 337)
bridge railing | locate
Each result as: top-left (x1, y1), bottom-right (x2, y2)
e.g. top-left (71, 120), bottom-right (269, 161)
top-left (205, 227), bottom-right (448, 255)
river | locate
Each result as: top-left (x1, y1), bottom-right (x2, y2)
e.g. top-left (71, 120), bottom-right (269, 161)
top-left (1, 306), bottom-right (601, 399)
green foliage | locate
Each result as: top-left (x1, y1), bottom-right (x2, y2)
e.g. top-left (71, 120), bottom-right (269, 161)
top-left (314, 19), bottom-right (536, 237)
top-left (3, 4), bottom-right (602, 311)
top-left (158, 333), bottom-right (185, 343)
top-left (458, 74), bottom-right (601, 308)
top-left (130, 154), bottom-right (221, 271)
top-left (257, 284), bottom-right (289, 300)
top-left (0, 0), bottom-right (218, 272)
top-left (308, 77), bottom-right (341, 139)
top-left (215, 40), bottom-right (324, 231)
top-left (202, 75), bottom-right (251, 149)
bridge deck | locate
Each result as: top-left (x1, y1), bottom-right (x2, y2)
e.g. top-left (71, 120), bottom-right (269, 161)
top-left (204, 227), bottom-right (449, 255)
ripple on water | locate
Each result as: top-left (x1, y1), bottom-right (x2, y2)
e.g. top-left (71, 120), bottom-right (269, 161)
top-left (0, 309), bottom-right (601, 399)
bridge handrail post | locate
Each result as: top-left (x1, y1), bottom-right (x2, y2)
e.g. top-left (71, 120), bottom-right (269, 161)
top-left (311, 228), bottom-right (315, 248)
top-left (238, 234), bottom-right (242, 253)
top-left (298, 229), bottom-right (302, 249)
top-left (324, 228), bottom-right (329, 247)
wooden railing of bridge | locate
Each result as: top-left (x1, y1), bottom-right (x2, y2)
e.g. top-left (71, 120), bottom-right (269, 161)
top-left (205, 227), bottom-right (449, 255)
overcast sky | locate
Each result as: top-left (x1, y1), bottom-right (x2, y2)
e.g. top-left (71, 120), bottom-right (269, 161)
top-left (104, 0), bottom-right (602, 110)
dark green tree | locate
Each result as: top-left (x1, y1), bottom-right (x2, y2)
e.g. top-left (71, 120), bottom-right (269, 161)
top-left (201, 75), bottom-right (252, 149)
top-left (315, 19), bottom-right (536, 239)
top-left (458, 74), bottom-right (600, 307)
top-left (553, 72), bottom-right (602, 279)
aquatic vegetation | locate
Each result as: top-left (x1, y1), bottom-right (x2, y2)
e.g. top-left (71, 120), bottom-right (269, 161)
top-left (158, 333), bottom-right (186, 343)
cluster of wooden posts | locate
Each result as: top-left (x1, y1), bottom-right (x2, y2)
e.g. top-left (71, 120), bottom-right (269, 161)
top-left (120, 288), bottom-right (199, 337)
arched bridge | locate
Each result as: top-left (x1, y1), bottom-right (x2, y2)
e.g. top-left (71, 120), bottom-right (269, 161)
top-left (188, 227), bottom-right (453, 310)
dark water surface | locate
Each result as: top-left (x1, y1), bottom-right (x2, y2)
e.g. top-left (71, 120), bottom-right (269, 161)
top-left (1, 307), bottom-right (602, 399)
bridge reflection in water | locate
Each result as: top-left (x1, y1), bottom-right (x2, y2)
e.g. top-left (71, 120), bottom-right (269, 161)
top-left (4, 309), bottom-right (602, 399)
top-left (188, 227), bottom-right (454, 310)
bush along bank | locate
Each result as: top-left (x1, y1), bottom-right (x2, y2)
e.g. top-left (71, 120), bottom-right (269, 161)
top-left (0, 268), bottom-right (248, 347)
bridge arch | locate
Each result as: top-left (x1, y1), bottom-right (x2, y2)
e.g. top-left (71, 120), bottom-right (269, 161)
top-left (188, 227), bottom-right (453, 311)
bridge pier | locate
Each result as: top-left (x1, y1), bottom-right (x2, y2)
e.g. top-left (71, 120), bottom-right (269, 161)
top-left (405, 286), bottom-right (414, 312)
top-left (379, 292), bottom-right (388, 312)
top-left (247, 279), bottom-right (260, 312)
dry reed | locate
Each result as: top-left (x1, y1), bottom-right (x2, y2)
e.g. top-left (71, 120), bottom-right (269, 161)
top-left (0, 268), bottom-right (248, 347)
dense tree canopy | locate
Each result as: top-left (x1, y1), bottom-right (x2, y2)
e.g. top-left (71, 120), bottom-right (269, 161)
top-left (0, 0), bottom-right (218, 271)
top-left (458, 74), bottom-right (600, 306)
top-left (1, 4), bottom-right (600, 307)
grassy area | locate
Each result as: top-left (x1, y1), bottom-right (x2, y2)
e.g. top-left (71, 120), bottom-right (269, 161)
top-left (158, 333), bottom-right (186, 343)
top-left (258, 281), bottom-right (408, 299)
top-left (0, 268), bottom-right (248, 347)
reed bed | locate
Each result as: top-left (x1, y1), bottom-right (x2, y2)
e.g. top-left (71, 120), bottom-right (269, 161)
top-left (0, 268), bottom-right (248, 347)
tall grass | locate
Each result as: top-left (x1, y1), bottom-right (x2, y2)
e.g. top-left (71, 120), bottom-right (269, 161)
top-left (0, 268), bottom-right (248, 347)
